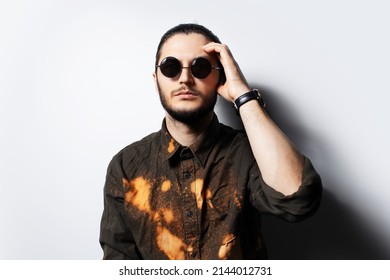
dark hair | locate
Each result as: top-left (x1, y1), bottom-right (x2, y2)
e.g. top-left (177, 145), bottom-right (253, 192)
top-left (155, 23), bottom-right (222, 65)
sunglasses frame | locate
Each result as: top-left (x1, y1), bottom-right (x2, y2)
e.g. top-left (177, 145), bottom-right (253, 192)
top-left (156, 56), bottom-right (221, 79)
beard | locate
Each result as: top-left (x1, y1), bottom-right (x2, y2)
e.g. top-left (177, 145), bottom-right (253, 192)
top-left (157, 81), bottom-right (218, 125)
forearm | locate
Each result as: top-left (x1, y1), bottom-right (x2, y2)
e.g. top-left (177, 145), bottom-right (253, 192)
top-left (202, 42), bottom-right (304, 195)
top-left (239, 98), bottom-right (304, 196)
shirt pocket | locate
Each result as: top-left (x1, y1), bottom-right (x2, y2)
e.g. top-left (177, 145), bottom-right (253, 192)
top-left (206, 185), bottom-right (231, 221)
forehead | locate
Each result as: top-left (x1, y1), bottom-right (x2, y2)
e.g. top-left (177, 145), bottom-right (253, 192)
top-left (159, 33), bottom-right (212, 61)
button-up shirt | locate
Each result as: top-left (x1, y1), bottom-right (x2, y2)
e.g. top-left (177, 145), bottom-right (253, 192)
top-left (99, 115), bottom-right (322, 259)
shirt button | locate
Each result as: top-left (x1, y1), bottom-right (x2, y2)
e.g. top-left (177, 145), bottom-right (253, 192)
top-left (186, 210), bottom-right (193, 217)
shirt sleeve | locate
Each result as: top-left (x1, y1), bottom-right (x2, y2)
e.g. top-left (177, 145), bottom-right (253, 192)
top-left (249, 156), bottom-right (323, 222)
top-left (99, 157), bottom-right (142, 259)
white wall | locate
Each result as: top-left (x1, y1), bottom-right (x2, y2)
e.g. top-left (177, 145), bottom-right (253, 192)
top-left (1, 0), bottom-right (389, 259)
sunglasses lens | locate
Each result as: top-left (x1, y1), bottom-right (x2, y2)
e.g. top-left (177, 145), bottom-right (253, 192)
top-left (191, 57), bottom-right (212, 79)
top-left (159, 57), bottom-right (181, 78)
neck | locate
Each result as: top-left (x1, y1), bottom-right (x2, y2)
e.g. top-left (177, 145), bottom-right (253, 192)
top-left (165, 112), bottom-right (214, 147)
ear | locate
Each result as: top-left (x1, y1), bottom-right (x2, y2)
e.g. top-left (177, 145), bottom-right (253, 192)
top-left (152, 71), bottom-right (158, 93)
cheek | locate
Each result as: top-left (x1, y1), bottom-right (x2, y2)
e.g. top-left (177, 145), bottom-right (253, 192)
top-left (202, 73), bottom-right (220, 91)
top-left (209, 69), bottom-right (221, 84)
top-left (156, 75), bottom-right (175, 92)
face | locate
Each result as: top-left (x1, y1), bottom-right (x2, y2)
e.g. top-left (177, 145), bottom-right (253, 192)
top-left (154, 33), bottom-right (220, 124)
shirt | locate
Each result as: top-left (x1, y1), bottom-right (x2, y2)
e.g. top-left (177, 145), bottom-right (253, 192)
top-left (99, 115), bottom-right (322, 260)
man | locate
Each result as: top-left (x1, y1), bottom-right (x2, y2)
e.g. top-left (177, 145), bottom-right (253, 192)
top-left (99, 23), bottom-right (322, 259)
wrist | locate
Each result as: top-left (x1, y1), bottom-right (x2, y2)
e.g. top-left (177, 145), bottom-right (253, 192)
top-left (232, 89), bottom-right (266, 115)
top-left (230, 86), bottom-right (251, 101)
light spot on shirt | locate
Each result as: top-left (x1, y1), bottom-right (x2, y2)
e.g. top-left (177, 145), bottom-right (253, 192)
top-left (161, 180), bottom-right (171, 192)
top-left (123, 177), bottom-right (151, 213)
top-left (218, 233), bottom-right (237, 259)
top-left (158, 208), bottom-right (174, 224)
top-left (206, 189), bottom-right (213, 208)
top-left (190, 179), bottom-right (204, 209)
top-left (233, 192), bottom-right (243, 209)
top-left (123, 176), bottom-right (185, 259)
top-left (156, 226), bottom-right (186, 260)
top-left (167, 138), bottom-right (175, 153)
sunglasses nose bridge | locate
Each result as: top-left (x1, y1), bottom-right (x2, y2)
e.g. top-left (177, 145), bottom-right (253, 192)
top-left (178, 66), bottom-right (195, 81)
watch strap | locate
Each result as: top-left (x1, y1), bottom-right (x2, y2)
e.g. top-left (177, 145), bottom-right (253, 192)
top-left (233, 89), bottom-right (265, 114)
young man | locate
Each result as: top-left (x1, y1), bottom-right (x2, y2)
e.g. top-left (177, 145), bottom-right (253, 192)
top-left (99, 23), bottom-right (322, 259)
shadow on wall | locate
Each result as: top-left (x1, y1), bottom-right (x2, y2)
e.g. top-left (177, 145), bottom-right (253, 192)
top-left (262, 189), bottom-right (389, 259)
top-left (215, 85), bottom-right (390, 260)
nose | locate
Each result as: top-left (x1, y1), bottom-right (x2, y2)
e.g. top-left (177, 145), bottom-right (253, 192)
top-left (178, 66), bottom-right (194, 84)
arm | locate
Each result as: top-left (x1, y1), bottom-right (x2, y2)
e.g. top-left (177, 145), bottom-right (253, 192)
top-left (203, 43), bottom-right (304, 196)
top-left (99, 159), bottom-right (142, 259)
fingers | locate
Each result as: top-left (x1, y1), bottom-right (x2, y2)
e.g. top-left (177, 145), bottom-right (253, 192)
top-left (203, 42), bottom-right (250, 100)
top-left (202, 43), bottom-right (234, 66)
top-left (202, 42), bottom-right (241, 81)
top-left (203, 42), bottom-right (246, 81)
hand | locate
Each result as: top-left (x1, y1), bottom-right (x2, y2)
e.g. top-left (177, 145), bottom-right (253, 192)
top-left (203, 42), bottom-right (251, 102)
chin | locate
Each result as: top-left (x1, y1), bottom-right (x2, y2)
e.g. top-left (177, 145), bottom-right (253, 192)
top-left (158, 85), bottom-right (218, 124)
top-left (166, 107), bottom-right (213, 124)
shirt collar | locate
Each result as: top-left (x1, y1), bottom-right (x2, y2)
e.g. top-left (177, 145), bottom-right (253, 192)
top-left (160, 114), bottom-right (221, 167)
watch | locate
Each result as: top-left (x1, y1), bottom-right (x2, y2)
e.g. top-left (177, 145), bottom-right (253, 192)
top-left (233, 89), bottom-right (266, 114)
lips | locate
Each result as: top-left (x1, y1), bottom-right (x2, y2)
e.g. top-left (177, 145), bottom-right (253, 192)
top-left (174, 88), bottom-right (198, 99)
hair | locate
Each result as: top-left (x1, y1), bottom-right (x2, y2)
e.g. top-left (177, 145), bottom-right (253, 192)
top-left (155, 23), bottom-right (222, 66)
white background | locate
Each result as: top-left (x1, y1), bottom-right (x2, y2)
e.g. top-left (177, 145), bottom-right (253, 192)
top-left (1, 0), bottom-right (389, 259)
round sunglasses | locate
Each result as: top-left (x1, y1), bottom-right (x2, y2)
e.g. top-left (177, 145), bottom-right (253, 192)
top-left (156, 56), bottom-right (221, 79)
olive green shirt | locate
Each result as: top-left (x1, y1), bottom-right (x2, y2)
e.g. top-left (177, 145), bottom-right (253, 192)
top-left (99, 115), bottom-right (322, 259)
